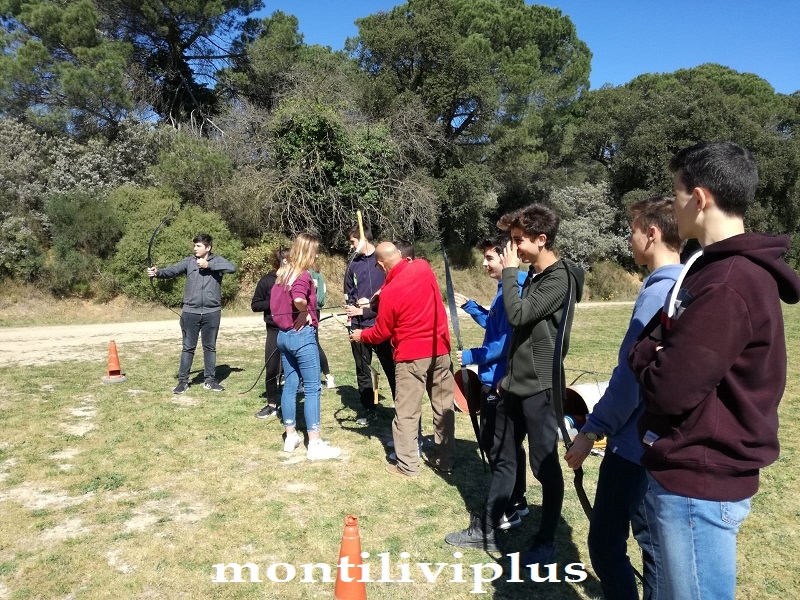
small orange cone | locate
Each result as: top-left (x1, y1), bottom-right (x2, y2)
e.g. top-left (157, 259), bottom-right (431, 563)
top-left (101, 340), bottom-right (127, 384)
top-left (334, 515), bottom-right (367, 600)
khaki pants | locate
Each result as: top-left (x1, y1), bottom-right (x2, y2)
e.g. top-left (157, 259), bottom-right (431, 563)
top-left (392, 354), bottom-right (456, 475)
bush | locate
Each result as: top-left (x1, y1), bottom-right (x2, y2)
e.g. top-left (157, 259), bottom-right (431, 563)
top-left (109, 192), bottom-right (242, 306)
top-left (0, 213), bottom-right (45, 281)
top-left (584, 261), bottom-right (642, 301)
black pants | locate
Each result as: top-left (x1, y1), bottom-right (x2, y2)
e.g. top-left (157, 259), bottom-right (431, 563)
top-left (484, 389), bottom-right (564, 543)
top-left (315, 324), bottom-right (330, 375)
top-left (350, 338), bottom-right (396, 410)
top-left (479, 387), bottom-right (527, 507)
top-left (264, 326), bottom-right (281, 404)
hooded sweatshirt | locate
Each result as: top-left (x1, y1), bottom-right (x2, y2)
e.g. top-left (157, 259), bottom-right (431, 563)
top-left (581, 264), bottom-right (682, 464)
top-left (629, 233), bottom-right (800, 501)
top-left (500, 259), bottom-right (585, 397)
top-left (156, 253), bottom-right (237, 314)
top-left (344, 251), bottom-right (385, 328)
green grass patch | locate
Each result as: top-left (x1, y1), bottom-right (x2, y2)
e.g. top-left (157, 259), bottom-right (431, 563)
top-left (0, 302), bottom-right (797, 599)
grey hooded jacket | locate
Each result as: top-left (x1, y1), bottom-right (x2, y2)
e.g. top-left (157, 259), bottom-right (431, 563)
top-left (156, 253), bottom-right (237, 314)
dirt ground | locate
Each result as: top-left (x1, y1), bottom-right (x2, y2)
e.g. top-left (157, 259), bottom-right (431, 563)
top-left (0, 316), bottom-right (265, 367)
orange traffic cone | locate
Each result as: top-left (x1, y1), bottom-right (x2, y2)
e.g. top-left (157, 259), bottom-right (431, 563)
top-left (101, 340), bottom-right (127, 384)
top-left (334, 515), bottom-right (367, 600)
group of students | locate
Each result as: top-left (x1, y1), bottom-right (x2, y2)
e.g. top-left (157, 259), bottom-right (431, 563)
top-left (148, 140), bottom-right (800, 599)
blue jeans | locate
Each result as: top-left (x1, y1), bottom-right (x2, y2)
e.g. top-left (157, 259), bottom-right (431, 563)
top-left (589, 451), bottom-right (663, 600)
top-left (647, 473), bottom-right (751, 600)
top-left (178, 311), bottom-right (220, 383)
top-left (277, 327), bottom-right (321, 432)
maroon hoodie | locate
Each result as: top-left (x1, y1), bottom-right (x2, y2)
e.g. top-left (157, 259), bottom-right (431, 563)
top-left (628, 233), bottom-right (800, 501)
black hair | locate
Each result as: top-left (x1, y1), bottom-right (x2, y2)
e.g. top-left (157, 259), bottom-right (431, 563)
top-left (669, 141), bottom-right (758, 217)
top-left (346, 223), bottom-right (374, 242)
top-left (193, 233), bottom-right (213, 247)
top-left (477, 233), bottom-right (511, 256)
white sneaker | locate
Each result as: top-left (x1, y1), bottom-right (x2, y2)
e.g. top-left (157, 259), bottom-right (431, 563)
top-left (326, 374), bottom-right (336, 389)
top-left (307, 440), bottom-right (342, 461)
top-left (388, 446), bottom-right (421, 461)
top-left (283, 432), bottom-right (302, 453)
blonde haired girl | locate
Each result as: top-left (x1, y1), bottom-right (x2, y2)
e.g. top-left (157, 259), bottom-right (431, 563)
top-left (269, 233), bottom-right (341, 460)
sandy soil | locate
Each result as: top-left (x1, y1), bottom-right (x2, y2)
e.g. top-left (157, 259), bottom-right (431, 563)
top-left (0, 316), bottom-right (265, 367)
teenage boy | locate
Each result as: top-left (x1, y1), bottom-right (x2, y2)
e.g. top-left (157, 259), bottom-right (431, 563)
top-left (564, 196), bottom-right (682, 599)
top-left (446, 204), bottom-right (584, 567)
top-left (343, 225), bottom-right (396, 425)
top-left (454, 234), bottom-right (529, 529)
top-left (629, 141), bottom-right (800, 598)
top-left (147, 233), bottom-right (237, 394)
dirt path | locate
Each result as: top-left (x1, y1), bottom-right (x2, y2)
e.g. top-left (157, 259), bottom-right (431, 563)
top-left (0, 316), bottom-right (265, 367)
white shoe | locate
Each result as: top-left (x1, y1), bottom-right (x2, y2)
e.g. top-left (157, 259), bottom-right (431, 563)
top-left (326, 374), bottom-right (336, 389)
top-left (307, 440), bottom-right (342, 460)
top-left (388, 446), bottom-right (421, 461)
top-left (283, 432), bottom-right (302, 453)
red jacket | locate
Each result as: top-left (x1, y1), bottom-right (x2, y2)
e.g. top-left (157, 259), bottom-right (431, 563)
top-left (360, 259), bottom-right (451, 361)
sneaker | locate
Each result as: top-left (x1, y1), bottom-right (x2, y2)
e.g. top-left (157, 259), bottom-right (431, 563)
top-left (385, 463), bottom-right (419, 479)
top-left (203, 381), bottom-right (224, 392)
top-left (283, 432), bottom-right (302, 453)
top-left (521, 541), bottom-right (556, 566)
top-left (326, 374), bottom-right (336, 389)
top-left (255, 405), bottom-right (278, 419)
top-left (497, 510), bottom-right (522, 530)
top-left (512, 497), bottom-right (530, 517)
top-left (173, 382), bottom-right (189, 394)
top-left (307, 440), bottom-right (342, 460)
top-left (445, 513), bottom-right (499, 552)
top-left (355, 411), bottom-right (376, 426)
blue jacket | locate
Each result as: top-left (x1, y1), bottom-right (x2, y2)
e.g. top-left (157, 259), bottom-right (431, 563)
top-left (460, 270), bottom-right (527, 387)
top-left (581, 264), bottom-right (682, 464)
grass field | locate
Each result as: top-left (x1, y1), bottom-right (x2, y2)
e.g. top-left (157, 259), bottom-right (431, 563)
top-left (0, 301), bottom-right (798, 599)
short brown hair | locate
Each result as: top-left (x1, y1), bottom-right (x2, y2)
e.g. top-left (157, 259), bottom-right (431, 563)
top-left (497, 204), bottom-right (560, 250)
top-left (629, 196), bottom-right (682, 252)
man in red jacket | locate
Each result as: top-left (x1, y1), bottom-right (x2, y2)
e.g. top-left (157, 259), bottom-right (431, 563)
top-left (629, 141), bottom-right (800, 599)
top-left (350, 242), bottom-right (455, 478)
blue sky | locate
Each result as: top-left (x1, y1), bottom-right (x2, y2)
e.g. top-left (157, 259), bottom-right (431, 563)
top-left (256, 1), bottom-right (800, 95)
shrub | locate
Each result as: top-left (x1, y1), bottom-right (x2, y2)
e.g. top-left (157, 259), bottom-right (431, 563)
top-left (584, 261), bottom-right (642, 301)
top-left (110, 195), bottom-right (242, 306)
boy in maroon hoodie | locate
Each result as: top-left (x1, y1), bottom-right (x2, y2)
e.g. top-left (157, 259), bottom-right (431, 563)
top-left (629, 141), bottom-right (800, 599)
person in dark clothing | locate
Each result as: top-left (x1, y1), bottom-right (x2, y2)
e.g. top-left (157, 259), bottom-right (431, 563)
top-left (309, 262), bottom-right (335, 390)
top-left (628, 141), bottom-right (800, 598)
top-left (343, 224), bottom-right (396, 425)
top-left (446, 204), bottom-right (584, 569)
top-left (250, 247), bottom-right (288, 419)
top-left (147, 233), bottom-right (237, 394)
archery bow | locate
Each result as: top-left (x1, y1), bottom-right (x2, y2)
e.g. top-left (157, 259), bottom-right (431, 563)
top-left (147, 205), bottom-right (182, 318)
top-left (443, 248), bottom-right (486, 469)
top-left (551, 265), bottom-right (593, 519)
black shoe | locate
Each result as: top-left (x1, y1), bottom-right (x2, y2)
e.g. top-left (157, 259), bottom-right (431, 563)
top-left (422, 455), bottom-right (453, 475)
top-left (203, 381), bottom-right (224, 392)
top-left (498, 510), bottom-right (522, 530)
top-left (355, 410), bottom-right (376, 426)
top-left (173, 382), bottom-right (189, 394)
top-left (255, 405), bottom-right (278, 419)
top-left (521, 541), bottom-right (556, 566)
top-left (445, 513), bottom-right (499, 552)
top-left (512, 497), bottom-right (530, 517)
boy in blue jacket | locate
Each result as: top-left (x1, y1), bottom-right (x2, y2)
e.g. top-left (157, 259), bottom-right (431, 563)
top-left (454, 234), bottom-right (529, 529)
top-left (564, 197), bottom-right (682, 599)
